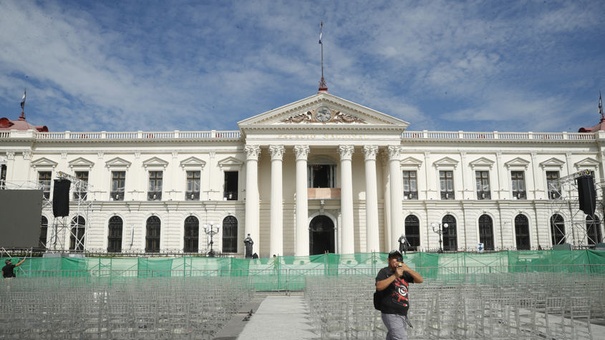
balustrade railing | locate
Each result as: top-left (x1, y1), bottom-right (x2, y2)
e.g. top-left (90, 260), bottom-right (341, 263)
top-left (0, 129), bottom-right (598, 142)
top-left (1, 130), bottom-right (241, 141)
top-left (402, 130), bottom-right (596, 141)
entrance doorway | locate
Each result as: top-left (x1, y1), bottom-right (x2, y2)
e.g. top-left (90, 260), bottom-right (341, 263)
top-left (309, 215), bottom-right (335, 255)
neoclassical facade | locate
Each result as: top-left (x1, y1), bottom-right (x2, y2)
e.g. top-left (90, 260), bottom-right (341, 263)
top-left (1, 91), bottom-right (604, 257)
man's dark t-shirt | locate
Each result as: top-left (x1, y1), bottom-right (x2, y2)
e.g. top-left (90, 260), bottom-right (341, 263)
top-left (375, 266), bottom-right (415, 315)
top-left (2, 264), bottom-right (17, 278)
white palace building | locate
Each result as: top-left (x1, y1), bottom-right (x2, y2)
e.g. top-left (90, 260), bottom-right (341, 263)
top-left (1, 87), bottom-right (604, 257)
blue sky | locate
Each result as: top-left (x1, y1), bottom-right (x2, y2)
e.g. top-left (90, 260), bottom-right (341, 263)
top-left (0, 0), bottom-right (604, 133)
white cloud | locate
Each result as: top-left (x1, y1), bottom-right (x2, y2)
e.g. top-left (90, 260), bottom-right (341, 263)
top-left (0, 0), bottom-right (603, 133)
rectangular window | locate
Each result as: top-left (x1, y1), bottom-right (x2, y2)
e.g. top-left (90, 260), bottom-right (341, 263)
top-left (511, 171), bottom-right (526, 199)
top-left (73, 171), bottom-right (89, 200)
top-left (148, 171), bottom-right (163, 201)
top-left (186, 171), bottom-right (201, 200)
top-left (224, 171), bottom-right (238, 200)
top-left (475, 171), bottom-right (491, 200)
top-left (309, 164), bottom-right (336, 188)
top-left (111, 171), bottom-right (126, 201)
top-left (546, 171), bottom-right (561, 199)
top-left (403, 171), bottom-right (418, 199)
top-left (439, 170), bottom-right (455, 200)
top-left (222, 226), bottom-right (237, 253)
top-left (38, 171), bottom-right (52, 200)
top-left (107, 226), bottom-right (122, 253)
top-left (184, 226), bottom-right (199, 253)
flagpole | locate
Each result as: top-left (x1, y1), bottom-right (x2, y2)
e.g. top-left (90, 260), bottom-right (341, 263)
top-left (19, 89), bottom-right (26, 120)
top-left (599, 91), bottom-right (603, 120)
top-left (318, 22), bottom-right (328, 92)
top-left (320, 22), bottom-right (324, 80)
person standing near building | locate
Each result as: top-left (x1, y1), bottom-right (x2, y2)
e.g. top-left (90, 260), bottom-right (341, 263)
top-left (2, 258), bottom-right (26, 278)
top-left (243, 234), bottom-right (254, 258)
top-left (398, 234), bottom-right (410, 255)
top-left (375, 250), bottom-right (423, 340)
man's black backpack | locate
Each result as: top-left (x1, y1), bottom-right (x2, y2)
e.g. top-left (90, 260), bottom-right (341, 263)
top-left (373, 289), bottom-right (385, 311)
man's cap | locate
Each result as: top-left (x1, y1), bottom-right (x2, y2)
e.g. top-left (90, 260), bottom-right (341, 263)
top-left (5, 259), bottom-right (11, 264)
top-left (388, 250), bottom-right (402, 259)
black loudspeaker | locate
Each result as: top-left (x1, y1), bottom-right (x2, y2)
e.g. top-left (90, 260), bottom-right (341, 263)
top-left (52, 179), bottom-right (71, 217)
top-left (576, 175), bottom-right (596, 215)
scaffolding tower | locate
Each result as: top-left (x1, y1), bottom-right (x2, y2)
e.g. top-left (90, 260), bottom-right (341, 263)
top-left (549, 170), bottom-right (603, 248)
top-left (49, 171), bottom-right (93, 253)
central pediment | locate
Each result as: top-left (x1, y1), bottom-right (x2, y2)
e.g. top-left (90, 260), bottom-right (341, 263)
top-left (238, 92), bottom-right (409, 131)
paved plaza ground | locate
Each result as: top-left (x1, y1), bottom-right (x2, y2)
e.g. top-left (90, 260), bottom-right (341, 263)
top-left (222, 292), bottom-right (605, 340)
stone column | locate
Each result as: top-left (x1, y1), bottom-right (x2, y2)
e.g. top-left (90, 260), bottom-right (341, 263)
top-left (364, 145), bottom-right (380, 252)
top-left (339, 145), bottom-right (355, 254)
top-left (381, 151), bottom-right (391, 250)
top-left (244, 145), bottom-right (261, 255)
top-left (269, 145), bottom-right (285, 257)
top-left (294, 145), bottom-right (310, 256)
top-left (388, 145), bottom-right (403, 251)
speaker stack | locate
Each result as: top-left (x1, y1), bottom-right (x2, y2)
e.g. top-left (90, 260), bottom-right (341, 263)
top-left (52, 179), bottom-right (71, 217)
top-left (576, 175), bottom-right (596, 216)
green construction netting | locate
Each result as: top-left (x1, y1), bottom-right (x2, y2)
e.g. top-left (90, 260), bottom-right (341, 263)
top-left (3, 250), bottom-right (604, 290)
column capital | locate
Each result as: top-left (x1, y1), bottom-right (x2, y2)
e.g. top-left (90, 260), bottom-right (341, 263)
top-left (244, 145), bottom-right (261, 160)
top-left (387, 145), bottom-right (401, 161)
top-left (363, 145), bottom-right (379, 160)
top-left (269, 145), bottom-right (285, 160)
top-left (294, 145), bottom-right (310, 160)
top-left (338, 145), bottom-right (354, 160)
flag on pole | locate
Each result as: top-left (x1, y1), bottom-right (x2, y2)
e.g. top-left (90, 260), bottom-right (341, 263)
top-left (20, 89), bottom-right (26, 110)
top-left (599, 91), bottom-right (603, 116)
top-left (319, 22), bottom-right (323, 44)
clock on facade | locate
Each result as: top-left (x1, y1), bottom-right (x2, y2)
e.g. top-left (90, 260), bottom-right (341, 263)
top-left (316, 106), bottom-right (331, 122)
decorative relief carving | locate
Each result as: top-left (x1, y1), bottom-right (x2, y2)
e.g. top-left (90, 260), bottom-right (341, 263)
top-left (332, 111), bottom-right (365, 123)
top-left (282, 107), bottom-right (366, 124)
top-left (283, 111), bottom-right (312, 123)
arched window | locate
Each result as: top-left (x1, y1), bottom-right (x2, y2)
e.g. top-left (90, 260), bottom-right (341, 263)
top-left (70, 215), bottom-right (86, 251)
top-left (222, 215), bottom-right (238, 253)
top-left (586, 215), bottom-right (602, 247)
top-left (146, 216), bottom-right (161, 253)
top-left (478, 214), bottom-right (494, 251)
top-left (39, 216), bottom-right (48, 249)
top-left (184, 216), bottom-right (199, 253)
top-left (404, 215), bottom-right (420, 251)
top-left (550, 214), bottom-right (566, 246)
top-left (107, 216), bottom-right (123, 253)
top-left (442, 214), bottom-right (457, 251)
top-left (514, 214), bottom-right (531, 250)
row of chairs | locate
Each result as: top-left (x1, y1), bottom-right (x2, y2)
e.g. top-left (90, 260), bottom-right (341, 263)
top-left (0, 277), bottom-right (253, 339)
top-left (304, 272), bottom-right (604, 339)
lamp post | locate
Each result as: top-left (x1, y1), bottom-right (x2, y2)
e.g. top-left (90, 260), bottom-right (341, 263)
top-left (431, 222), bottom-right (449, 253)
top-left (203, 221), bottom-right (220, 257)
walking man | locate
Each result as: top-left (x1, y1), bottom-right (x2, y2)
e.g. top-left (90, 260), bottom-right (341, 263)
top-left (375, 250), bottom-right (423, 340)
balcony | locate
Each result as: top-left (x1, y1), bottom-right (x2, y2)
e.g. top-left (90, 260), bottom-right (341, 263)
top-left (308, 188), bottom-right (341, 200)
